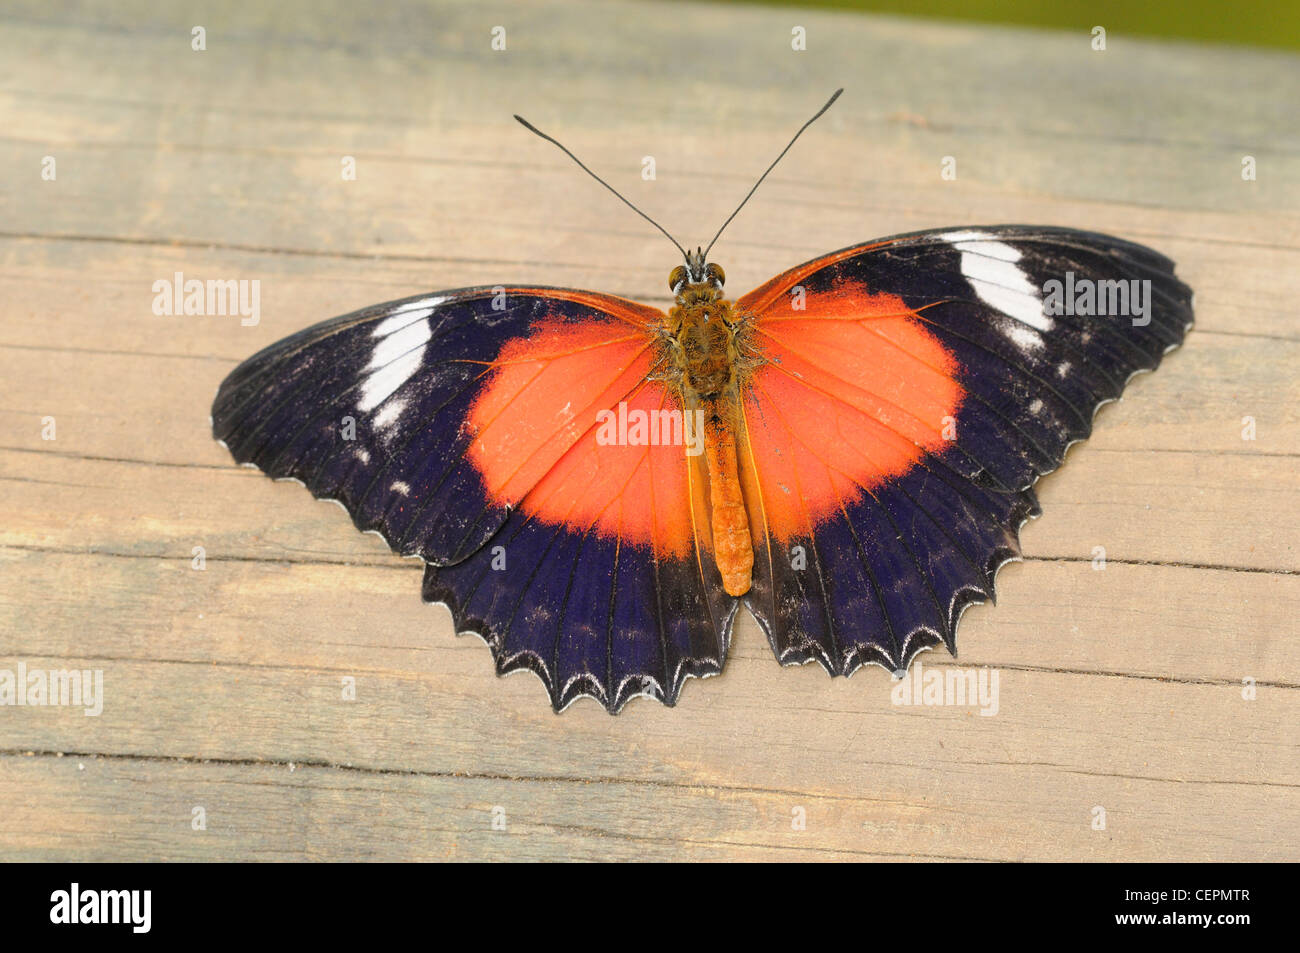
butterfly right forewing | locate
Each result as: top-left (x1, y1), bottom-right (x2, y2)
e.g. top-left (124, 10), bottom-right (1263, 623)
top-left (734, 225), bottom-right (1193, 675)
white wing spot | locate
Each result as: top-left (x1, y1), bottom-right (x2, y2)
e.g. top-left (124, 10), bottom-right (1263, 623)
top-left (373, 398), bottom-right (407, 431)
top-left (391, 480), bottom-right (410, 496)
top-left (371, 296), bottom-right (445, 338)
top-left (368, 316), bottom-right (432, 370)
top-left (1006, 323), bottom-right (1044, 352)
top-left (359, 314), bottom-right (432, 413)
top-left (940, 230), bottom-right (1054, 332)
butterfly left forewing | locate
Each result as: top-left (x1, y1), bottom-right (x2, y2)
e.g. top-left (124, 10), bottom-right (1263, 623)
top-left (215, 286), bottom-right (735, 711)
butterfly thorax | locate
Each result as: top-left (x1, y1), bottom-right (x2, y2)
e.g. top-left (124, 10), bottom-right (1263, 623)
top-left (667, 284), bottom-right (737, 398)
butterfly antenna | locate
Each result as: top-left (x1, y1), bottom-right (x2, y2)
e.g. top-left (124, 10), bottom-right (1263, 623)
top-left (702, 88), bottom-right (843, 261)
top-left (514, 114), bottom-right (690, 263)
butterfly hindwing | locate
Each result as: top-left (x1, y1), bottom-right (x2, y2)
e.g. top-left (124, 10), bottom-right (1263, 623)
top-left (421, 449), bottom-right (735, 712)
top-left (735, 225), bottom-right (1193, 674)
top-left (213, 286), bottom-right (734, 712)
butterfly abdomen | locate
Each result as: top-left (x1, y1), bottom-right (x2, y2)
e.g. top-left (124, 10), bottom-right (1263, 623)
top-left (703, 397), bottom-right (754, 596)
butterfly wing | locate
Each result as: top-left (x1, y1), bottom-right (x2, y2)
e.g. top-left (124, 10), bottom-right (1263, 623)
top-left (213, 287), bottom-right (735, 712)
top-left (733, 225), bottom-right (1194, 674)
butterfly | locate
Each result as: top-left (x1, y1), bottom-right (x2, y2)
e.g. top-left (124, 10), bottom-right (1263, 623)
top-left (212, 90), bottom-right (1193, 713)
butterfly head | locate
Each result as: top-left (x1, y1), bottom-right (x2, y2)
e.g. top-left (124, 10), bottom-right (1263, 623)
top-left (670, 247), bottom-right (725, 301)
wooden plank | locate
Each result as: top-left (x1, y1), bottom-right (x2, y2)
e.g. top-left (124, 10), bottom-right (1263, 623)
top-left (3, 546), bottom-right (1296, 685)
top-left (1, 0), bottom-right (1296, 861)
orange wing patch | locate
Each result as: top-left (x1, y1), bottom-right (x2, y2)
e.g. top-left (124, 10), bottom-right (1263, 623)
top-left (467, 314), bottom-right (695, 557)
top-left (740, 283), bottom-right (963, 542)
top-left (735, 242), bottom-right (890, 316)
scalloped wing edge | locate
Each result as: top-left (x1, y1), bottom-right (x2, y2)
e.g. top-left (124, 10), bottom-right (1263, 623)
top-left (421, 569), bottom-right (738, 714)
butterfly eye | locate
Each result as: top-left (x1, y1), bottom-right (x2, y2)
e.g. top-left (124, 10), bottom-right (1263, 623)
top-left (706, 263), bottom-right (725, 287)
top-left (669, 266), bottom-right (687, 291)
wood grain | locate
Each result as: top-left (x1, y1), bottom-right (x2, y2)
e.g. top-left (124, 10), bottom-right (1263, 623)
top-left (1, 0), bottom-right (1296, 861)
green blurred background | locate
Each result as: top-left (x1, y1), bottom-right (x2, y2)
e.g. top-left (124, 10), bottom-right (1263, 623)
top-left (734, 0), bottom-right (1300, 51)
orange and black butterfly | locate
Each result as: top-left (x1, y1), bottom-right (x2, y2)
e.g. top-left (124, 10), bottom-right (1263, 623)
top-left (213, 91), bottom-right (1192, 712)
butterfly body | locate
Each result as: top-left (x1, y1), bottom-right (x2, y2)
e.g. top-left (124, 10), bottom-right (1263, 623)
top-left (661, 254), bottom-right (760, 595)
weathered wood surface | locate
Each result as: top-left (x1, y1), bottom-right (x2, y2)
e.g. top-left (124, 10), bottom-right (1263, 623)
top-left (1, 0), bottom-right (1297, 861)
